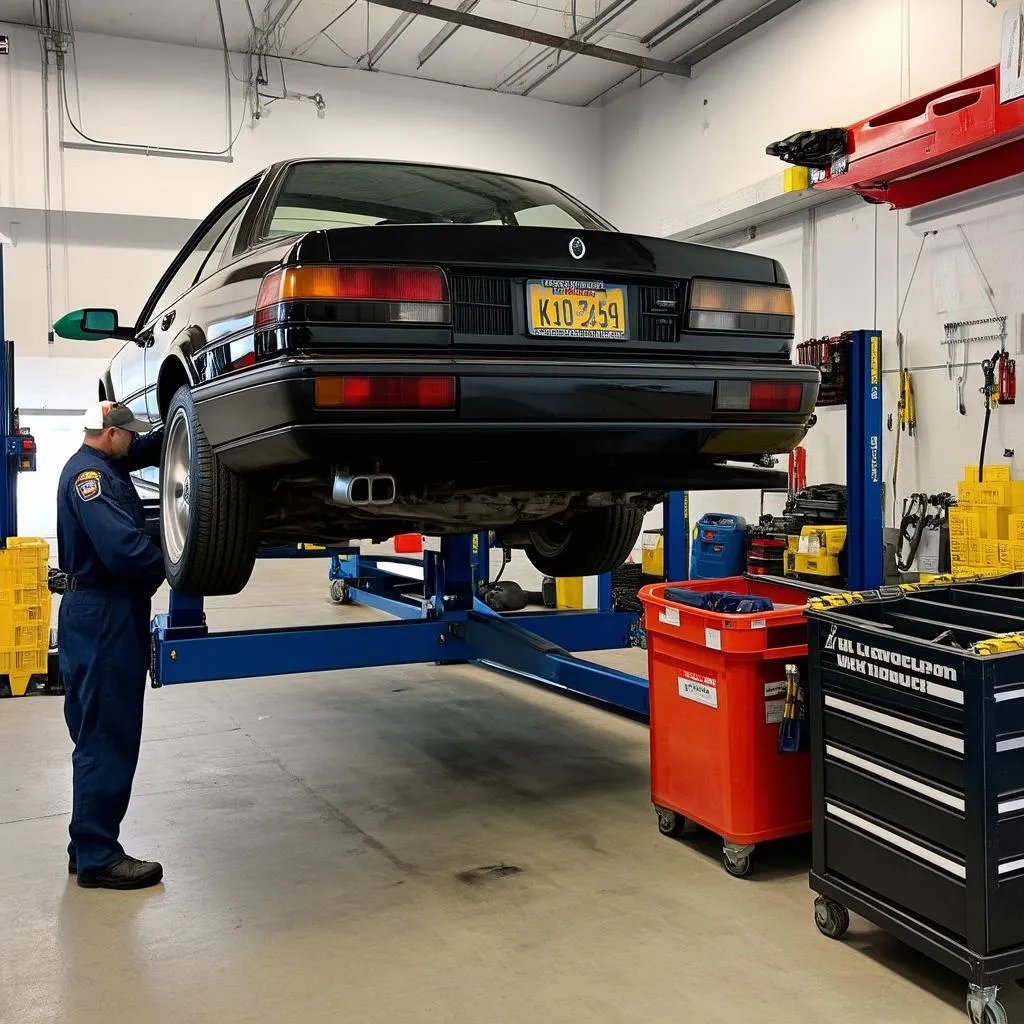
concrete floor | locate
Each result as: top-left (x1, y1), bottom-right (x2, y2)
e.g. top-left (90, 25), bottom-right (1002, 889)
top-left (1, 559), bottom-right (1019, 1024)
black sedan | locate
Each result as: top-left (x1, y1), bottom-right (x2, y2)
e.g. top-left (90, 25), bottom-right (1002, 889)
top-left (54, 158), bottom-right (818, 596)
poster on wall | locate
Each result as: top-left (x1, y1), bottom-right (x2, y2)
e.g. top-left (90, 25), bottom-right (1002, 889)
top-left (1003, 4), bottom-right (1024, 104)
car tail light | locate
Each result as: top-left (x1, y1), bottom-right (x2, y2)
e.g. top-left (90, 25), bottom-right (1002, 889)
top-left (715, 380), bottom-right (805, 412)
top-left (314, 375), bottom-right (456, 410)
top-left (256, 265), bottom-right (449, 327)
top-left (688, 279), bottom-right (795, 334)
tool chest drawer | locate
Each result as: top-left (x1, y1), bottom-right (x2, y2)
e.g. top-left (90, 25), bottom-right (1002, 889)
top-left (807, 574), bottom-right (1024, 979)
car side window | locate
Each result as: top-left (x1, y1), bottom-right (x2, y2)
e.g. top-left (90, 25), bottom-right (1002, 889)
top-left (145, 193), bottom-right (252, 321)
top-left (195, 201), bottom-right (248, 283)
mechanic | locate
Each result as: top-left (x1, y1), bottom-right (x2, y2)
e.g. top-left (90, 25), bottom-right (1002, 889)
top-left (56, 401), bottom-right (167, 890)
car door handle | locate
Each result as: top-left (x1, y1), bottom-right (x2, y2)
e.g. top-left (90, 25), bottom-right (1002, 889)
top-left (161, 310), bottom-right (176, 331)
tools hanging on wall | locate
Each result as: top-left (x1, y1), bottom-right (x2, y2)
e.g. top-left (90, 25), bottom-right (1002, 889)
top-left (941, 316), bottom-right (1007, 416)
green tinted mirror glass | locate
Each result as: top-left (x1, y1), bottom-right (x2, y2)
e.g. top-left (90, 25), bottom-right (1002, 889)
top-left (52, 308), bottom-right (119, 341)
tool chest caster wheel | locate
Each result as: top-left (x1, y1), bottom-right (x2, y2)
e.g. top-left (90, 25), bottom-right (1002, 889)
top-left (813, 897), bottom-right (850, 939)
top-left (330, 580), bottom-right (350, 604)
top-left (655, 810), bottom-right (690, 838)
top-left (722, 843), bottom-right (755, 878)
top-left (966, 987), bottom-right (1008, 1024)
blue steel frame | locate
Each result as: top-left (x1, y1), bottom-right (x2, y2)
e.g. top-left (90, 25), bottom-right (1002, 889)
top-left (845, 330), bottom-right (884, 590)
top-left (151, 495), bottom-right (691, 717)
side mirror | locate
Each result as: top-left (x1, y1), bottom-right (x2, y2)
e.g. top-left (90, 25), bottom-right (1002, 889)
top-left (52, 308), bottom-right (133, 341)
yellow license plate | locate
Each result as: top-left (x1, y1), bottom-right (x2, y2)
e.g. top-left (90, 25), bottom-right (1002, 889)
top-left (527, 280), bottom-right (627, 339)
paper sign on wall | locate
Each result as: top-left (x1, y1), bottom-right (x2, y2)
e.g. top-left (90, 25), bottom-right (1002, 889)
top-left (764, 681), bottom-right (787, 698)
top-left (765, 700), bottom-right (786, 725)
top-left (678, 670), bottom-right (718, 708)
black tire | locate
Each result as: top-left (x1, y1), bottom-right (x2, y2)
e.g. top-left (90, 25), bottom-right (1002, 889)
top-left (524, 506), bottom-right (644, 577)
top-left (723, 852), bottom-right (754, 878)
top-left (161, 385), bottom-right (260, 596)
top-left (967, 999), bottom-right (1008, 1024)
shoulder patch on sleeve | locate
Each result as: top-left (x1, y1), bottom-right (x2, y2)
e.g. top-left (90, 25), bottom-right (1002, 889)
top-left (74, 470), bottom-right (102, 502)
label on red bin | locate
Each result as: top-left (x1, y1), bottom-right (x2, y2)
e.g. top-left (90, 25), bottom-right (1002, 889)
top-left (659, 607), bottom-right (681, 627)
top-left (678, 670), bottom-right (718, 708)
top-left (705, 627), bottom-right (722, 650)
top-left (765, 699), bottom-right (786, 725)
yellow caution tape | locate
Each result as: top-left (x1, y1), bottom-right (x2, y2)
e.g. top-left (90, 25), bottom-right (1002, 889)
top-left (807, 592), bottom-right (865, 610)
top-left (973, 633), bottom-right (1024, 656)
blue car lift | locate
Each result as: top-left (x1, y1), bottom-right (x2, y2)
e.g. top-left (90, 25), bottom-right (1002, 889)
top-left (150, 497), bottom-right (691, 717)
top-left (148, 332), bottom-right (882, 712)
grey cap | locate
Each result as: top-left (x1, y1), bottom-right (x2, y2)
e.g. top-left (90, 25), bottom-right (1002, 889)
top-left (83, 401), bottom-right (150, 433)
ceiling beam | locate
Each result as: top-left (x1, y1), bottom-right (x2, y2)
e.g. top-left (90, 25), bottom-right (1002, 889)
top-left (586, 0), bottom-right (804, 106)
top-left (643, 0), bottom-right (719, 49)
top-left (417, 0), bottom-right (480, 68)
top-left (362, 0), bottom-right (692, 78)
top-left (508, 0), bottom-right (641, 96)
top-left (676, 0), bottom-right (803, 66)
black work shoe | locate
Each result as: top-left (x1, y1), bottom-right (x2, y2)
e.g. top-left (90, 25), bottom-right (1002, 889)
top-left (77, 856), bottom-right (163, 890)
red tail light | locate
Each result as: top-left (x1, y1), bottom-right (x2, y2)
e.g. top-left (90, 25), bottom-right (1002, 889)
top-left (315, 375), bottom-right (456, 410)
top-left (749, 382), bottom-right (803, 411)
top-left (256, 265), bottom-right (448, 327)
top-left (715, 380), bottom-right (805, 412)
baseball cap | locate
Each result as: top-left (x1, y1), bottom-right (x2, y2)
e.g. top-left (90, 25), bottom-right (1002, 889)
top-left (83, 401), bottom-right (150, 434)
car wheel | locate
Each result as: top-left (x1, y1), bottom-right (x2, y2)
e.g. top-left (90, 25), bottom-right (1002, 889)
top-left (523, 506), bottom-right (643, 577)
top-left (161, 385), bottom-right (261, 596)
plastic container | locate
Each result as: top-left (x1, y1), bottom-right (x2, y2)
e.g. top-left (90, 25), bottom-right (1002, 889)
top-left (689, 513), bottom-right (747, 580)
top-left (392, 533), bottom-right (423, 554)
top-left (640, 575), bottom-right (813, 877)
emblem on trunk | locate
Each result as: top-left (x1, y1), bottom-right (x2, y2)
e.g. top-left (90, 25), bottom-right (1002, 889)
top-left (569, 236), bottom-right (586, 259)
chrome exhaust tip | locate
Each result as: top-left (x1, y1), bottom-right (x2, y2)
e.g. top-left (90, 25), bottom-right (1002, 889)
top-left (332, 473), bottom-right (371, 506)
top-left (368, 474), bottom-right (396, 505)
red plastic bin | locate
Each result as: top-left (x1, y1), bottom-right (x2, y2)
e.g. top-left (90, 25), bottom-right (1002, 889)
top-left (639, 576), bottom-right (813, 876)
top-left (393, 534), bottom-right (423, 554)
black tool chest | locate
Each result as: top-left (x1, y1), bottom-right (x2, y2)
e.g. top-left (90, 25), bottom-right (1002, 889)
top-left (806, 575), bottom-right (1024, 1023)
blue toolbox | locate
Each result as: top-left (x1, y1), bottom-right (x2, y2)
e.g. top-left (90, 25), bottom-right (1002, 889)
top-left (689, 513), bottom-right (748, 580)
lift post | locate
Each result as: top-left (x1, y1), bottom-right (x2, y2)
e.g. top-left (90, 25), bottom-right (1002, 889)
top-left (151, 494), bottom-right (692, 717)
top-left (845, 330), bottom-right (884, 590)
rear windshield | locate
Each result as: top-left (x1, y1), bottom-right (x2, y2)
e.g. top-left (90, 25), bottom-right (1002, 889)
top-left (264, 161), bottom-right (611, 237)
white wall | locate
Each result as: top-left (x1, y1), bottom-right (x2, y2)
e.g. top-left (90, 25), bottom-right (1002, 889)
top-left (603, 0), bottom-right (1016, 537)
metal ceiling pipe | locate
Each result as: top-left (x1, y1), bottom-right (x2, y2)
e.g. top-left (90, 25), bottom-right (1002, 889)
top-left (362, 0), bottom-right (691, 77)
top-left (644, 0), bottom-right (725, 49)
top-left (417, 0), bottom-right (480, 67)
top-left (503, 0), bottom-right (640, 95)
top-left (360, 0), bottom-right (434, 67)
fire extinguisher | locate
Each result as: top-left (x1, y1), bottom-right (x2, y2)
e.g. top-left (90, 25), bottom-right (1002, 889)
top-left (1000, 353), bottom-right (1016, 406)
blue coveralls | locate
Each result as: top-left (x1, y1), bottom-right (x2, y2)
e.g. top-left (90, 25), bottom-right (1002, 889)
top-left (56, 433), bottom-right (166, 873)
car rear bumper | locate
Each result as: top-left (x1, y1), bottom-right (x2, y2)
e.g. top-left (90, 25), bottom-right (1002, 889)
top-left (192, 357), bottom-right (819, 488)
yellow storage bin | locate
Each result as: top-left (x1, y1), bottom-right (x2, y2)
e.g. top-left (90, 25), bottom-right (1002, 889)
top-left (981, 540), bottom-right (1001, 566)
top-left (642, 530), bottom-right (664, 578)
top-left (975, 481), bottom-right (1024, 506)
top-left (976, 506), bottom-right (1011, 539)
top-left (964, 464), bottom-right (1011, 483)
top-left (1012, 542), bottom-right (1024, 571)
top-left (999, 542), bottom-right (1013, 569)
top-left (950, 509), bottom-right (981, 539)
top-left (1009, 514), bottom-right (1024, 541)
top-left (0, 538), bottom-right (52, 697)
top-left (950, 536), bottom-right (982, 566)
top-left (958, 483), bottom-right (979, 506)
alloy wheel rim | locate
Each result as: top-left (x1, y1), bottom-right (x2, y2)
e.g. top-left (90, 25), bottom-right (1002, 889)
top-left (162, 409), bottom-right (192, 564)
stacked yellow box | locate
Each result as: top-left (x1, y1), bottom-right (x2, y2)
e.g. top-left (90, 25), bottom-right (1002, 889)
top-left (952, 465), bottom-right (1024, 575)
top-left (0, 538), bottom-right (51, 697)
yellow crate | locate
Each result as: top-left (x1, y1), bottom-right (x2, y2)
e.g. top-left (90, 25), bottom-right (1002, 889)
top-left (975, 481), bottom-right (1024, 506)
top-left (949, 509), bottom-right (981, 538)
top-left (977, 506), bottom-right (1011, 539)
top-left (999, 542), bottom-right (1013, 569)
top-left (1, 537), bottom-right (48, 566)
top-left (959, 483), bottom-right (979, 506)
top-left (981, 540), bottom-right (1001, 566)
top-left (1009, 515), bottom-right (1024, 541)
top-left (555, 577), bottom-right (584, 609)
top-left (951, 536), bottom-right (982, 565)
top-left (964, 464), bottom-right (1012, 483)
top-left (1012, 542), bottom-right (1024, 571)
top-left (0, 622), bottom-right (47, 649)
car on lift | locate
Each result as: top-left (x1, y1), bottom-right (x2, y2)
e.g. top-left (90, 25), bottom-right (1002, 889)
top-left (54, 158), bottom-right (818, 596)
